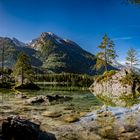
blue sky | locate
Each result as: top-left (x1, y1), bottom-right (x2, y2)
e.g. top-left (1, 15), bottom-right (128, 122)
top-left (0, 0), bottom-right (140, 64)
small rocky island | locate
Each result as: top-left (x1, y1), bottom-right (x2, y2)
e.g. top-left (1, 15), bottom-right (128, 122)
top-left (90, 69), bottom-right (140, 98)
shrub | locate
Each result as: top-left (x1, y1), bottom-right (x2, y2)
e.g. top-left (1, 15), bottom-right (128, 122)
top-left (96, 70), bottom-right (117, 83)
top-left (120, 73), bottom-right (137, 85)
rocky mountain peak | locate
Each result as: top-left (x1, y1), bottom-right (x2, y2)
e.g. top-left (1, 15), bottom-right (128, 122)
top-left (40, 32), bottom-right (58, 39)
top-left (12, 37), bottom-right (26, 47)
top-left (0, 32), bottom-right (118, 74)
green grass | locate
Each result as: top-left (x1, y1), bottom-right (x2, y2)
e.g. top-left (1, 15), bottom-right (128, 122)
top-left (96, 70), bottom-right (117, 83)
top-left (119, 73), bottom-right (138, 85)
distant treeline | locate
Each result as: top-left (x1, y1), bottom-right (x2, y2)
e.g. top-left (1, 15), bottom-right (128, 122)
top-left (34, 73), bottom-right (94, 87)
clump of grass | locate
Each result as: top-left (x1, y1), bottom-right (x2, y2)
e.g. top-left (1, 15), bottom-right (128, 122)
top-left (96, 70), bottom-right (117, 83)
top-left (120, 73), bottom-right (140, 86)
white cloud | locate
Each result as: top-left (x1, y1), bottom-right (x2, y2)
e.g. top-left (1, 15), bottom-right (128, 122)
top-left (118, 60), bottom-right (126, 65)
top-left (113, 37), bottom-right (133, 41)
top-left (113, 36), bottom-right (140, 41)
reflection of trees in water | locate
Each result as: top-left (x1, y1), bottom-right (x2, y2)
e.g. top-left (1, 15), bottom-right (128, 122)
top-left (0, 93), bottom-right (13, 103)
top-left (95, 94), bottom-right (140, 107)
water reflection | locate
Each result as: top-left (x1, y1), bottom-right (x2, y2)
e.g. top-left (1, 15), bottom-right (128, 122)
top-left (0, 90), bottom-right (14, 103)
top-left (0, 89), bottom-right (102, 127)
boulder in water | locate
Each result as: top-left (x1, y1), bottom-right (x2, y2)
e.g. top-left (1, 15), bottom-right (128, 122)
top-left (90, 69), bottom-right (140, 98)
top-left (26, 95), bottom-right (72, 105)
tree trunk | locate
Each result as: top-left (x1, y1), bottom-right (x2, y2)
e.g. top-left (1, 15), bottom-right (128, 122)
top-left (130, 60), bottom-right (133, 70)
top-left (21, 67), bottom-right (24, 85)
top-left (105, 48), bottom-right (108, 71)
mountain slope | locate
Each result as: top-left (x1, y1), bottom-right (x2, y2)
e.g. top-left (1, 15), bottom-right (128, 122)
top-left (0, 32), bottom-right (116, 75)
top-left (29, 32), bottom-right (97, 74)
top-left (0, 37), bottom-right (42, 68)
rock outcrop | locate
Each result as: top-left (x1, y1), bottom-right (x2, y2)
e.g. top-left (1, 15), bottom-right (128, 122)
top-left (0, 116), bottom-right (56, 140)
top-left (26, 95), bottom-right (72, 105)
top-left (90, 69), bottom-right (140, 98)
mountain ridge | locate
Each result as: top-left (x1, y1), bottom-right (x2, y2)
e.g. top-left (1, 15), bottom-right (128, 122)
top-left (0, 32), bottom-right (117, 75)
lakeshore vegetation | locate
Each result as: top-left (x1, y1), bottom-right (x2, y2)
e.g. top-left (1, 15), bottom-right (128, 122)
top-left (0, 33), bottom-right (140, 90)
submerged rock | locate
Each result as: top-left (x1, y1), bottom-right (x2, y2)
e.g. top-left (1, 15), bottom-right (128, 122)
top-left (0, 115), bottom-right (56, 140)
top-left (26, 95), bottom-right (72, 105)
top-left (63, 114), bottom-right (79, 123)
top-left (15, 93), bottom-right (27, 99)
top-left (42, 111), bottom-right (61, 118)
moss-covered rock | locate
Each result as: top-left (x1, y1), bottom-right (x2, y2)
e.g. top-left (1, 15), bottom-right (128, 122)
top-left (96, 70), bottom-right (117, 83)
top-left (90, 68), bottom-right (140, 98)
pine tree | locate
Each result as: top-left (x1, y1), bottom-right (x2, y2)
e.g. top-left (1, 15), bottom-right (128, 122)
top-left (12, 52), bottom-right (33, 84)
top-left (107, 40), bottom-right (117, 64)
top-left (126, 48), bottom-right (139, 69)
top-left (0, 40), bottom-right (6, 83)
top-left (95, 34), bottom-right (117, 71)
top-left (1, 45), bottom-right (4, 83)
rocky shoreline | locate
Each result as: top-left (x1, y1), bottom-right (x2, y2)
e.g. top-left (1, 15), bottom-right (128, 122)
top-left (54, 103), bottom-right (140, 140)
top-left (1, 103), bottom-right (140, 140)
top-left (1, 82), bottom-right (140, 139)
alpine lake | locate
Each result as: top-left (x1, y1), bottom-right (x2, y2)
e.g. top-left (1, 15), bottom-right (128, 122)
top-left (1, 84), bottom-right (140, 139)
top-left (0, 85), bottom-right (102, 129)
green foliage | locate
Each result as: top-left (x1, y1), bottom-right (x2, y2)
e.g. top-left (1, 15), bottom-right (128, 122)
top-left (34, 73), bottom-right (94, 87)
top-left (37, 40), bottom-right (54, 60)
top-left (126, 48), bottom-right (139, 69)
top-left (0, 34), bottom-right (97, 75)
top-left (120, 73), bottom-right (138, 85)
top-left (95, 34), bottom-right (117, 71)
top-left (0, 68), bottom-right (12, 75)
top-left (103, 70), bottom-right (117, 77)
top-left (0, 82), bottom-right (14, 89)
top-left (96, 95), bottom-right (116, 106)
top-left (119, 94), bottom-right (140, 106)
top-left (96, 70), bottom-right (117, 83)
top-left (38, 86), bottom-right (89, 91)
top-left (120, 74), bottom-right (133, 85)
top-left (94, 57), bottom-right (105, 70)
top-left (12, 52), bottom-right (33, 83)
top-left (33, 35), bottom-right (97, 75)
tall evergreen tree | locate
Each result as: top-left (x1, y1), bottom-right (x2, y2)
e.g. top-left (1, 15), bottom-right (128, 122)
top-left (0, 40), bottom-right (5, 83)
top-left (1, 45), bottom-right (4, 83)
top-left (12, 52), bottom-right (33, 84)
top-left (95, 34), bottom-right (117, 71)
top-left (126, 48), bottom-right (139, 69)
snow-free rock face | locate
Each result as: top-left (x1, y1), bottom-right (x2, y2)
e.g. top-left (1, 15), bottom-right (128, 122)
top-left (12, 37), bottom-right (26, 47)
top-left (90, 69), bottom-right (140, 98)
top-left (0, 32), bottom-right (117, 74)
top-left (28, 32), bottom-right (98, 74)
